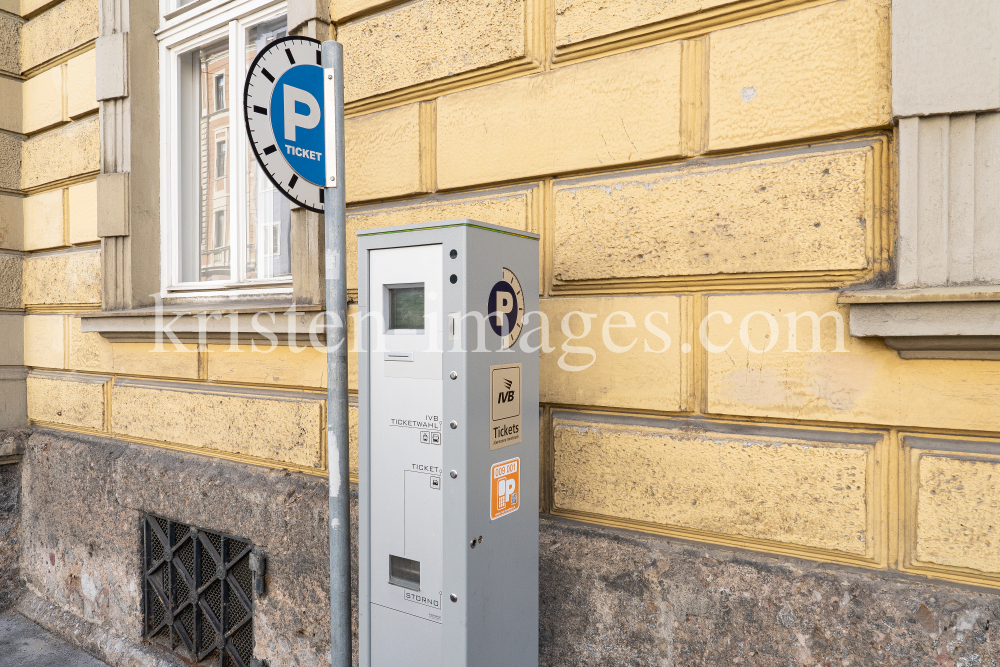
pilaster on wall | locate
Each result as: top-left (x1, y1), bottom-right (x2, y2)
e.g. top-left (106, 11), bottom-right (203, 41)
top-left (97, 0), bottom-right (159, 310)
top-left (844, 0), bottom-right (1000, 360)
top-left (288, 0), bottom-right (331, 305)
top-left (897, 113), bottom-right (1000, 289)
top-left (0, 7), bottom-right (26, 428)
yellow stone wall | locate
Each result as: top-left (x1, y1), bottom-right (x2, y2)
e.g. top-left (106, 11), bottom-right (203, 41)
top-left (19, 0), bottom-right (1000, 593)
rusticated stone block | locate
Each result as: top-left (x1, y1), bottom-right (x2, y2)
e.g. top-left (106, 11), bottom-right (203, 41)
top-left (555, 0), bottom-right (734, 48)
top-left (705, 291), bottom-right (1000, 432)
top-left (540, 296), bottom-right (683, 411)
top-left (346, 186), bottom-right (534, 289)
top-left (553, 414), bottom-right (879, 557)
top-left (553, 142), bottom-right (876, 282)
top-left (21, 248), bottom-right (101, 305)
top-left (345, 103), bottom-right (425, 203)
top-left (910, 441), bottom-right (1000, 575)
top-left (0, 252), bottom-right (21, 309)
top-left (21, 0), bottom-right (98, 72)
top-left (437, 42), bottom-right (682, 189)
top-left (21, 117), bottom-right (99, 189)
top-left (111, 379), bottom-right (324, 468)
top-left (708, 0), bottom-right (891, 151)
top-left (26, 371), bottom-right (106, 430)
top-left (340, 0), bottom-right (525, 102)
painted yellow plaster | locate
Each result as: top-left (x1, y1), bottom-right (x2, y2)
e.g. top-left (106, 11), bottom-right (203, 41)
top-left (914, 452), bottom-right (1000, 575)
top-left (21, 117), bottom-right (99, 190)
top-left (346, 187), bottom-right (534, 290)
top-left (67, 317), bottom-right (200, 379)
top-left (21, 0), bottom-right (98, 73)
top-left (553, 417), bottom-right (876, 556)
top-left (707, 0), bottom-right (890, 151)
top-left (22, 248), bottom-right (101, 305)
top-left (65, 49), bottom-right (96, 119)
top-left (20, 0), bottom-right (51, 17)
top-left (0, 76), bottom-right (21, 134)
top-left (27, 372), bottom-right (107, 430)
top-left (23, 189), bottom-right (64, 251)
top-left (554, 0), bottom-right (735, 47)
top-left (207, 304), bottom-right (358, 390)
top-left (540, 296), bottom-right (684, 411)
top-left (0, 133), bottom-right (20, 192)
top-left (340, 0), bottom-right (525, 102)
top-left (552, 143), bottom-right (875, 283)
top-left (346, 104), bottom-right (425, 203)
top-left (22, 65), bottom-right (62, 134)
top-left (23, 315), bottom-right (65, 369)
top-left (207, 345), bottom-right (327, 389)
top-left (112, 382), bottom-right (324, 469)
top-left (0, 253), bottom-right (21, 308)
top-left (67, 180), bottom-right (97, 245)
top-left (436, 42), bottom-right (682, 189)
top-left (330, 0), bottom-right (394, 22)
top-left (705, 291), bottom-right (1000, 432)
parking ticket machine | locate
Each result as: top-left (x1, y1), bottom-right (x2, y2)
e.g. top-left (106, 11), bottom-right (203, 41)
top-left (357, 219), bottom-right (539, 667)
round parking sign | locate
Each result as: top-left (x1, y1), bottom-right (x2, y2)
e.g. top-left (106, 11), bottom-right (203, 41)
top-left (244, 36), bottom-right (326, 212)
top-left (487, 268), bottom-right (525, 349)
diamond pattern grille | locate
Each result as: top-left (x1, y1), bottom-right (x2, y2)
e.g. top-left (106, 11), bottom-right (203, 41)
top-left (143, 514), bottom-right (256, 667)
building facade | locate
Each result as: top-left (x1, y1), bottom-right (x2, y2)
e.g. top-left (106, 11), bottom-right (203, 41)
top-left (1, 0), bottom-right (999, 664)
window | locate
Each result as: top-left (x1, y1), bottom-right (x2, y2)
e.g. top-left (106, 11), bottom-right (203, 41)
top-left (213, 210), bottom-right (226, 249)
top-left (214, 73), bottom-right (226, 112)
top-left (161, 2), bottom-right (291, 291)
top-left (215, 138), bottom-right (226, 179)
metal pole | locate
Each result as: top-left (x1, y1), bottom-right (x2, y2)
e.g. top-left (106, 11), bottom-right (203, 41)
top-left (322, 40), bottom-right (351, 667)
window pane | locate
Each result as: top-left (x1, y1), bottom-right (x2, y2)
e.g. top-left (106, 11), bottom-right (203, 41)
top-left (216, 139), bottom-right (226, 178)
top-left (178, 37), bottom-right (231, 282)
top-left (245, 17), bottom-right (290, 281)
top-left (214, 74), bottom-right (226, 112)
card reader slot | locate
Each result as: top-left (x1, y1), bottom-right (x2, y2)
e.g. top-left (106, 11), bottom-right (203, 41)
top-left (389, 555), bottom-right (420, 591)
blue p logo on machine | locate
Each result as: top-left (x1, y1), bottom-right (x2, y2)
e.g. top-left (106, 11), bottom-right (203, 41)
top-left (244, 36), bottom-right (327, 212)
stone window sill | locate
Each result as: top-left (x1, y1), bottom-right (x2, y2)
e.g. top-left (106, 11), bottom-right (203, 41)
top-left (80, 300), bottom-right (330, 346)
top-left (840, 287), bottom-right (1000, 360)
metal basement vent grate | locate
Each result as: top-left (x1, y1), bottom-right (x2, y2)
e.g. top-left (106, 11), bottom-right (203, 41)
top-left (143, 514), bottom-right (259, 667)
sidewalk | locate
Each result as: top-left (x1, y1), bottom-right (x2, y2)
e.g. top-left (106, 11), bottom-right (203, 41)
top-left (0, 608), bottom-right (109, 667)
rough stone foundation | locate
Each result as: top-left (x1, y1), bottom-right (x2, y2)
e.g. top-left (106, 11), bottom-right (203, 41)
top-left (540, 520), bottom-right (999, 666)
top-left (6, 429), bottom-right (999, 666)
top-left (0, 428), bottom-right (29, 612)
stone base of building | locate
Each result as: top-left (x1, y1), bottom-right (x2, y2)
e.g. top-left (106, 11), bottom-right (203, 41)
top-left (3, 428), bottom-right (998, 666)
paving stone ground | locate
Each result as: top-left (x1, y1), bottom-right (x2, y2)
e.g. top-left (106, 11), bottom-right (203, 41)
top-left (0, 608), bottom-right (109, 667)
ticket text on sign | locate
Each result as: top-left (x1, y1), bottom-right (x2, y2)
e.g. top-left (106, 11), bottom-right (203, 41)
top-left (490, 457), bottom-right (520, 520)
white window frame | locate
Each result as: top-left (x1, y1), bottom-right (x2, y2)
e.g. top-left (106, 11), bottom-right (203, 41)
top-left (158, 0), bottom-right (291, 298)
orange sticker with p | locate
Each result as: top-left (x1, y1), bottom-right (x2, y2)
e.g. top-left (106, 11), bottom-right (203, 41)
top-left (490, 458), bottom-right (520, 520)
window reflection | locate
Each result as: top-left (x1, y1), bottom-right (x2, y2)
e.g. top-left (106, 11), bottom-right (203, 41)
top-left (245, 18), bottom-right (291, 281)
top-left (179, 38), bottom-right (231, 282)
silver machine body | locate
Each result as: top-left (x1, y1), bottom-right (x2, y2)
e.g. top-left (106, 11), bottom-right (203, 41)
top-left (357, 219), bottom-right (540, 667)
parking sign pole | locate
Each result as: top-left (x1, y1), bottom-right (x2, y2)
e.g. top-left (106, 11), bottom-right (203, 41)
top-left (322, 39), bottom-right (351, 667)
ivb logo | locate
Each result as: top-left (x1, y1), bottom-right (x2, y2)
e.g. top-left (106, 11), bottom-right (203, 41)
top-left (489, 364), bottom-right (521, 450)
top-left (490, 458), bottom-right (520, 520)
top-left (498, 378), bottom-right (515, 404)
